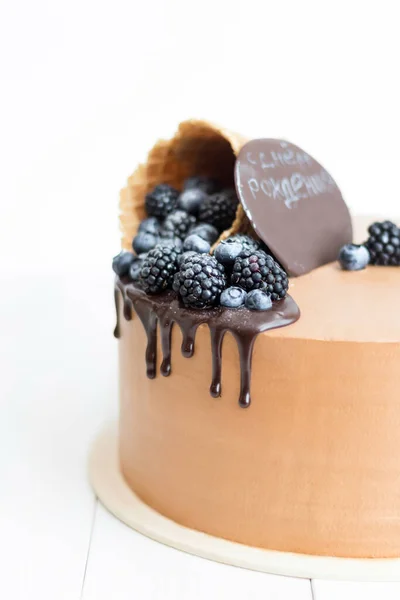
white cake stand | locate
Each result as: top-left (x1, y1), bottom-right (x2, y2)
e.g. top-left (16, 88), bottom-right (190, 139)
top-left (89, 425), bottom-right (400, 582)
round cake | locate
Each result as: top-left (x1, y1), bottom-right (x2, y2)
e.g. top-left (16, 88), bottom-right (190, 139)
top-left (111, 121), bottom-right (400, 561)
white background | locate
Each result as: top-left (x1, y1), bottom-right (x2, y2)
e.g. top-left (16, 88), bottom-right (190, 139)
top-left (1, 0), bottom-right (400, 598)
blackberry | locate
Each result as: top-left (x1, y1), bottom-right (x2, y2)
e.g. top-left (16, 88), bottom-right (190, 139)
top-left (178, 250), bottom-right (197, 265)
top-left (198, 189), bottom-right (239, 232)
top-left (160, 210), bottom-right (196, 241)
top-left (364, 220), bottom-right (400, 266)
top-left (159, 236), bottom-right (183, 251)
top-left (145, 184), bottom-right (179, 219)
top-left (183, 175), bottom-right (220, 195)
top-left (139, 244), bottom-right (181, 294)
top-left (173, 253), bottom-right (226, 309)
top-left (231, 249), bottom-right (289, 301)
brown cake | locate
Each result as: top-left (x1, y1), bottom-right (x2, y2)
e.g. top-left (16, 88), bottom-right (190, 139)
top-left (111, 120), bottom-right (400, 561)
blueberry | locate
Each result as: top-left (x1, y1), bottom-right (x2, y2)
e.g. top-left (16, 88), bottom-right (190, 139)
top-left (183, 234), bottom-right (211, 254)
top-left (138, 217), bottom-right (161, 236)
top-left (112, 251), bottom-right (136, 277)
top-left (132, 232), bottom-right (158, 255)
top-left (214, 240), bottom-right (243, 265)
top-left (245, 289), bottom-right (272, 311)
top-left (129, 257), bottom-right (145, 281)
top-left (189, 223), bottom-right (219, 244)
top-left (338, 244), bottom-right (370, 271)
top-left (183, 176), bottom-right (220, 195)
top-left (178, 189), bottom-right (208, 215)
top-left (220, 286), bottom-right (247, 308)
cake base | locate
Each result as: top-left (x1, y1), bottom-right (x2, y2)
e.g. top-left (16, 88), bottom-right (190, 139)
top-left (89, 425), bottom-right (400, 581)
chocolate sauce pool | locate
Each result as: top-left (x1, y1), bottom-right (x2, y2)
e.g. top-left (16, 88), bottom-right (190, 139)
top-left (115, 279), bottom-right (300, 407)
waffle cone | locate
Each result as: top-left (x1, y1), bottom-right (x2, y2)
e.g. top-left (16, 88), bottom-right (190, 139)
top-left (119, 120), bottom-right (256, 250)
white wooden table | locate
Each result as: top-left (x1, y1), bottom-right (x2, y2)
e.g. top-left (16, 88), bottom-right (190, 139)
top-left (2, 269), bottom-right (400, 600)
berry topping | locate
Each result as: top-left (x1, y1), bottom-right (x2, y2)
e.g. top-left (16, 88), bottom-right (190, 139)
top-left (245, 289), bottom-right (273, 311)
top-left (129, 255), bottom-right (146, 281)
top-left (178, 250), bottom-right (197, 265)
top-left (145, 184), bottom-right (179, 219)
top-left (160, 210), bottom-right (196, 241)
top-left (158, 236), bottom-right (183, 251)
top-left (227, 233), bottom-right (259, 253)
top-left (338, 244), bottom-right (370, 271)
top-left (177, 188), bottom-right (208, 215)
top-left (132, 232), bottom-right (158, 255)
top-left (173, 253), bottom-right (226, 309)
top-left (138, 217), bottom-right (161, 236)
top-left (183, 175), bottom-right (220, 195)
top-left (183, 234), bottom-right (211, 254)
top-left (198, 189), bottom-right (239, 232)
top-left (220, 286), bottom-right (247, 308)
top-left (364, 220), bottom-right (400, 266)
top-left (189, 223), bottom-right (219, 244)
top-left (214, 239), bottom-right (243, 266)
top-left (112, 251), bottom-right (136, 277)
top-left (139, 245), bottom-right (181, 294)
top-left (231, 249), bottom-right (289, 301)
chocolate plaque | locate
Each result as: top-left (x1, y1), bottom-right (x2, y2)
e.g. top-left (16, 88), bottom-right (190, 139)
top-left (235, 139), bottom-right (352, 276)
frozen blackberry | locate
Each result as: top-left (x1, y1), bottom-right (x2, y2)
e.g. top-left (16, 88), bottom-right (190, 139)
top-left (231, 249), bottom-right (289, 301)
top-left (364, 220), bottom-right (400, 266)
top-left (178, 250), bottom-right (197, 265)
top-left (183, 175), bottom-right (220, 195)
top-left (160, 210), bottom-right (196, 241)
top-left (139, 244), bottom-right (181, 294)
top-left (145, 184), bottom-right (179, 219)
top-left (173, 253), bottom-right (226, 309)
top-left (198, 189), bottom-right (239, 232)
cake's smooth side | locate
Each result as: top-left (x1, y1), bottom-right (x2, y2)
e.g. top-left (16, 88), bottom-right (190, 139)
top-left (118, 257), bottom-right (400, 559)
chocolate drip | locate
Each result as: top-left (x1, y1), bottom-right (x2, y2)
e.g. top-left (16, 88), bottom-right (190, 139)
top-left (179, 321), bottom-right (199, 358)
top-left (123, 296), bottom-right (132, 321)
top-left (159, 315), bottom-right (173, 377)
top-left (115, 279), bottom-right (300, 407)
top-left (209, 327), bottom-right (225, 398)
top-left (114, 288), bottom-right (121, 339)
top-left (134, 300), bottom-right (158, 379)
top-left (234, 332), bottom-right (256, 408)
